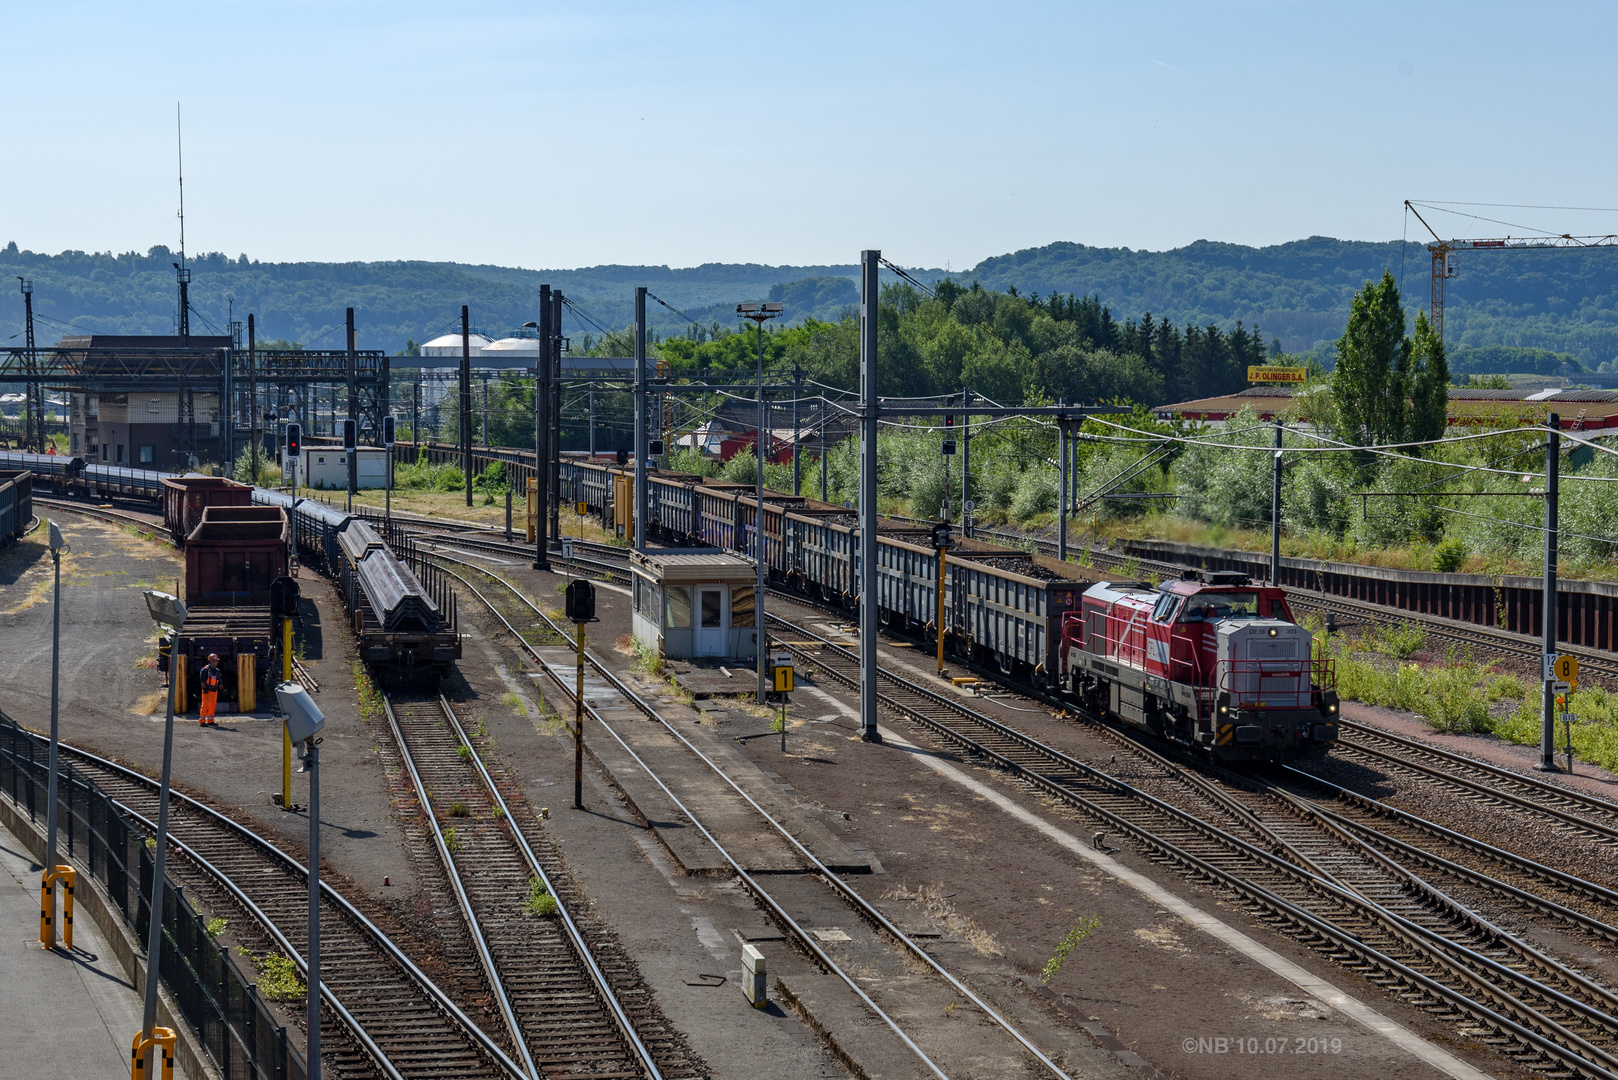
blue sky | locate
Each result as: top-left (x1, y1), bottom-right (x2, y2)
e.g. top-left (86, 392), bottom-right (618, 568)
top-left (8, 2), bottom-right (1618, 270)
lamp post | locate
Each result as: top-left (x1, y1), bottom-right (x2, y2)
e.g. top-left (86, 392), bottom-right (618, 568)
top-left (275, 682), bottom-right (327, 1080)
top-left (39, 521), bottom-right (68, 948)
top-left (136, 590), bottom-right (189, 1078)
top-left (737, 301), bottom-right (784, 703)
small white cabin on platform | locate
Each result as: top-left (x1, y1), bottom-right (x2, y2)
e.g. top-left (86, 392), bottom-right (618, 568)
top-left (631, 549), bottom-right (759, 662)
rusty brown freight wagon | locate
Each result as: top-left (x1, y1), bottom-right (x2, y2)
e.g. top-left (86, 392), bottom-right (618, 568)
top-left (161, 475), bottom-right (253, 545)
top-left (184, 506), bottom-right (289, 605)
top-left (168, 505), bottom-right (287, 714)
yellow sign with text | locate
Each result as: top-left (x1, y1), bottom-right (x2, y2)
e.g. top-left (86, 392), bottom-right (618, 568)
top-left (1248, 366), bottom-right (1307, 383)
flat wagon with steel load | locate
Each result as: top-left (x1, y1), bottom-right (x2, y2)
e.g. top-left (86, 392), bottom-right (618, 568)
top-left (343, 515), bottom-right (461, 674)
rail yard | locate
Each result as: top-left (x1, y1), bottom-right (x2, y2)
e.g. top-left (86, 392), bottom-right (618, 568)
top-left (0, 433), bottom-right (1615, 1080)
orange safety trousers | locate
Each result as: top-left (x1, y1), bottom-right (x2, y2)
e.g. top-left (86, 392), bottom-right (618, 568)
top-left (200, 691), bottom-right (218, 720)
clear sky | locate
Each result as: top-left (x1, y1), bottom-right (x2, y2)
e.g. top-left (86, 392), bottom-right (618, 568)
top-left (8, 2), bottom-right (1618, 271)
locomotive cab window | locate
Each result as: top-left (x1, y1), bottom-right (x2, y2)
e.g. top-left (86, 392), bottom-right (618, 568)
top-left (1180, 592), bottom-right (1261, 621)
top-left (1151, 594), bottom-right (1181, 622)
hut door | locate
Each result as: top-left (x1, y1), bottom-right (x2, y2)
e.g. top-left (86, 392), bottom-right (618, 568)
top-left (695, 587), bottom-right (727, 656)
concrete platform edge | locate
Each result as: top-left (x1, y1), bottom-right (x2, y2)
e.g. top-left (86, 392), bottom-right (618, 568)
top-left (0, 791), bottom-right (222, 1080)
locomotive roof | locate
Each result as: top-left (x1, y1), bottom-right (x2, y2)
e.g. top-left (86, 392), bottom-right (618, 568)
top-left (1158, 578), bottom-right (1277, 597)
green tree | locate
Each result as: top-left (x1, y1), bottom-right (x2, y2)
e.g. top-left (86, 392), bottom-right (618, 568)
top-left (1407, 309), bottom-right (1449, 443)
top-left (1332, 271), bottom-right (1411, 448)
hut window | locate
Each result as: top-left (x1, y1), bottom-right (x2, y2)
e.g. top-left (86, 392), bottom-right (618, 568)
top-left (666, 586), bottom-right (691, 628)
top-left (731, 586), bottom-right (755, 627)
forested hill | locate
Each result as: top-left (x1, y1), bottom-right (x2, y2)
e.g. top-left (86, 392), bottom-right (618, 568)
top-left (5, 236), bottom-right (1618, 370)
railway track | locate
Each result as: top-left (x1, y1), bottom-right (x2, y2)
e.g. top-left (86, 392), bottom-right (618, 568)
top-left (425, 548), bottom-right (1080, 1080)
top-left (34, 494), bottom-right (167, 536)
top-left (761, 604), bottom-right (1618, 1080)
top-left (4, 729), bottom-right (525, 1080)
top-left (379, 692), bottom-right (698, 1080)
top-left (1329, 720), bottom-right (1618, 846)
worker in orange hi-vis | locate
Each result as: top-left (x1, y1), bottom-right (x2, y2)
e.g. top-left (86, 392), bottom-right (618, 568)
top-left (199, 653), bottom-right (223, 727)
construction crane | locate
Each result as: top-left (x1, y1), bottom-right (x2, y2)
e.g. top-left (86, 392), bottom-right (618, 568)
top-left (1405, 200), bottom-right (1618, 345)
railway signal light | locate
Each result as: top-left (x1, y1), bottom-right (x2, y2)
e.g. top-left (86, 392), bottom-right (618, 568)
top-left (615, 448), bottom-right (629, 466)
top-left (381, 415), bottom-right (395, 447)
top-left (942, 439), bottom-right (956, 455)
top-left (565, 579), bottom-right (597, 623)
top-left (284, 423), bottom-right (301, 458)
top-left (648, 438), bottom-right (665, 456)
top-left (341, 418), bottom-right (357, 451)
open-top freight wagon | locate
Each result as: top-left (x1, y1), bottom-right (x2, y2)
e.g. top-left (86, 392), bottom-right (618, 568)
top-left (167, 505), bottom-right (289, 715)
top-left (161, 475), bottom-right (254, 545)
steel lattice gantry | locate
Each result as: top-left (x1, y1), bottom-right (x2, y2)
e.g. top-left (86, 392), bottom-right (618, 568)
top-left (0, 344), bottom-right (389, 465)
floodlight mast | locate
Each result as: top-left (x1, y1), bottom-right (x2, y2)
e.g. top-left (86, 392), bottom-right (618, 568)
top-left (136, 591), bottom-right (188, 1077)
top-left (738, 300), bottom-right (783, 704)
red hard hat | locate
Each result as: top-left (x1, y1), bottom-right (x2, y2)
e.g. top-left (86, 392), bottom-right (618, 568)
top-left (207, 653), bottom-right (220, 662)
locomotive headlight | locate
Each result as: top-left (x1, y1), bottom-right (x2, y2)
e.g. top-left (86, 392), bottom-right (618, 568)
top-left (1268, 627), bottom-right (1278, 637)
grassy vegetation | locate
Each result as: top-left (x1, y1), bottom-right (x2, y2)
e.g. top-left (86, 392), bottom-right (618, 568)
top-left (1311, 613), bottom-right (1618, 769)
top-left (522, 877), bottom-right (558, 918)
top-left (1041, 917), bottom-right (1101, 985)
top-left (241, 950), bottom-right (305, 1001)
top-left (351, 660), bottom-right (382, 723)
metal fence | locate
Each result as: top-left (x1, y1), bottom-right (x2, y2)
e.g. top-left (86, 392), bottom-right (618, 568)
top-left (2, 714), bottom-right (307, 1080)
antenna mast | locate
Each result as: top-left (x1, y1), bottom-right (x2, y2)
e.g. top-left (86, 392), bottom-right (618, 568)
top-left (175, 103), bottom-right (190, 340)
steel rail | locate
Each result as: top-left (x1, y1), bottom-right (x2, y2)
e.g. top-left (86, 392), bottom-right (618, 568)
top-left (111, 799), bottom-right (406, 1080)
top-left (428, 558), bottom-right (967, 1080)
top-left (430, 693), bottom-right (665, 1080)
top-left (27, 732), bottom-right (528, 1080)
top-left (1335, 727), bottom-right (1618, 844)
top-left (381, 696), bottom-right (541, 1080)
top-left (765, 611), bottom-right (1618, 1079)
top-left (1282, 764), bottom-right (1618, 913)
top-left (1339, 719), bottom-right (1618, 821)
top-left (1289, 782), bottom-right (1618, 945)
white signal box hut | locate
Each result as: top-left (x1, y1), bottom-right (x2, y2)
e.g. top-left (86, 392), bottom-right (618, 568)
top-left (631, 549), bottom-right (759, 662)
top-left (284, 447), bottom-right (390, 490)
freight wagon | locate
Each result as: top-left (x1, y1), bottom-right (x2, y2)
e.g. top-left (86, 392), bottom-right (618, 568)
top-left (0, 470), bottom-right (33, 546)
top-left (162, 475), bottom-right (254, 545)
top-left (169, 505), bottom-right (288, 715)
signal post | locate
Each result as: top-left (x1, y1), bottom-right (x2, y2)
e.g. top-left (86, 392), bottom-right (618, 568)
top-left (565, 580), bottom-right (597, 809)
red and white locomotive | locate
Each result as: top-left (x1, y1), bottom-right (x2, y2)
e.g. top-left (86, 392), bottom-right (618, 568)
top-left (1059, 570), bottom-right (1339, 762)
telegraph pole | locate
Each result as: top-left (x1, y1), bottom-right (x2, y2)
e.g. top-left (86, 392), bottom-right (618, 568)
top-left (1541, 413), bottom-right (1561, 770)
top-left (248, 314), bottom-right (259, 481)
top-left (819, 404), bottom-right (828, 501)
top-left (549, 291), bottom-right (564, 544)
top-left (346, 308), bottom-right (357, 506)
top-left (1057, 412), bottom-right (1068, 563)
top-left (859, 250), bottom-right (880, 742)
top-left (961, 387), bottom-right (971, 536)
top-left (460, 307), bottom-right (473, 507)
top-left (18, 278), bottom-right (38, 451)
top-left (633, 288), bottom-right (648, 554)
top-left (1271, 420), bottom-right (1283, 585)
top-left (534, 286), bottom-right (551, 569)
top-left (792, 364), bottom-right (802, 496)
